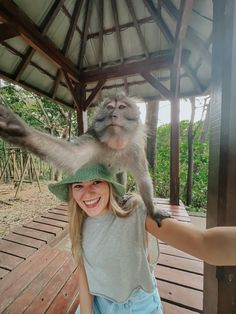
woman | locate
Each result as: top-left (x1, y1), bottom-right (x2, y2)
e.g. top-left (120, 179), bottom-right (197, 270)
top-left (48, 163), bottom-right (236, 314)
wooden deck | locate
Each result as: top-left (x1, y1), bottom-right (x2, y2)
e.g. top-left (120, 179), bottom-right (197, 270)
top-left (0, 200), bottom-right (203, 313)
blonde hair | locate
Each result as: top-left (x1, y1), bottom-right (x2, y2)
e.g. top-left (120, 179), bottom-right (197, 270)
top-left (68, 183), bottom-right (138, 263)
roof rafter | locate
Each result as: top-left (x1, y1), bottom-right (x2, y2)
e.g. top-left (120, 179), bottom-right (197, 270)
top-left (14, 0), bottom-right (65, 82)
top-left (111, 0), bottom-right (124, 63)
top-left (171, 0), bottom-right (193, 98)
top-left (77, 0), bottom-right (93, 70)
top-left (0, 23), bottom-right (19, 42)
top-left (52, 0), bottom-right (83, 101)
top-left (184, 62), bottom-right (203, 94)
top-left (0, 69), bottom-right (74, 108)
top-left (80, 50), bottom-right (190, 82)
top-left (61, 69), bottom-right (81, 110)
top-left (162, 0), bottom-right (211, 64)
top-left (141, 71), bottom-right (171, 98)
top-left (88, 16), bottom-right (153, 39)
top-left (98, 0), bottom-right (104, 68)
top-left (123, 77), bottom-right (129, 95)
top-left (0, 0), bottom-right (80, 83)
top-left (125, 0), bottom-right (149, 58)
top-left (143, 0), bottom-right (174, 43)
top-left (84, 79), bottom-right (106, 110)
top-left (62, 0), bottom-right (83, 56)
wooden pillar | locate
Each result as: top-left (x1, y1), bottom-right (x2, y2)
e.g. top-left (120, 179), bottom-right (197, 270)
top-left (204, 1), bottom-right (236, 313)
top-left (76, 84), bottom-right (87, 135)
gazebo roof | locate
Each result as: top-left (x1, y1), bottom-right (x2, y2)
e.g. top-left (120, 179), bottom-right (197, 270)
top-left (0, 0), bottom-right (212, 109)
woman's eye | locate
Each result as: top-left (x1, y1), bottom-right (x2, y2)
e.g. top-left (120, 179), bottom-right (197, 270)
top-left (93, 180), bottom-right (101, 185)
top-left (73, 184), bottom-right (83, 190)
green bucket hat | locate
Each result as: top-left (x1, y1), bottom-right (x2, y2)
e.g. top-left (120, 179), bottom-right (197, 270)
top-left (48, 163), bottom-right (125, 202)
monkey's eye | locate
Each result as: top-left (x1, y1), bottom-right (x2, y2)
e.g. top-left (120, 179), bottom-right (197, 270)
top-left (106, 103), bottom-right (115, 110)
top-left (118, 104), bottom-right (127, 109)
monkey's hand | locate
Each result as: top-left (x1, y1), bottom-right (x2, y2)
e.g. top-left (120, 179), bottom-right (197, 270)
top-left (120, 192), bottom-right (144, 212)
top-left (0, 102), bottom-right (28, 141)
top-left (151, 210), bottom-right (172, 227)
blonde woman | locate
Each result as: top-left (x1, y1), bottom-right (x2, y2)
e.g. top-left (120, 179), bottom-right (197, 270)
top-left (49, 163), bottom-right (236, 314)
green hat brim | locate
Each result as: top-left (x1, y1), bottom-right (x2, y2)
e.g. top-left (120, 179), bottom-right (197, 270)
top-left (48, 163), bottom-right (125, 202)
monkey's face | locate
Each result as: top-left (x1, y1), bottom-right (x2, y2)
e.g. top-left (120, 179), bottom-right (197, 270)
top-left (93, 98), bottom-right (140, 138)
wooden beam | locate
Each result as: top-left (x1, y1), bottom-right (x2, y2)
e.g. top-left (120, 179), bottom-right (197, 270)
top-left (61, 69), bottom-right (81, 110)
top-left (141, 71), bottom-right (171, 99)
top-left (80, 51), bottom-right (190, 82)
top-left (170, 0), bottom-right (193, 205)
top-left (39, 0), bottom-right (65, 33)
top-left (83, 79), bottom-right (106, 110)
top-left (0, 0), bottom-right (80, 83)
top-left (0, 69), bottom-right (74, 109)
top-left (98, 0), bottom-right (104, 68)
top-left (111, 0), bottom-right (124, 63)
top-left (88, 16), bottom-right (153, 40)
top-left (162, 0), bottom-right (211, 64)
top-left (14, 0), bottom-right (65, 81)
top-left (62, 0), bottom-right (83, 56)
top-left (184, 62), bottom-right (203, 94)
top-left (51, 71), bottom-right (62, 99)
top-left (125, 0), bottom-right (149, 58)
top-left (0, 23), bottom-right (19, 42)
top-left (123, 77), bottom-right (129, 95)
top-left (61, 5), bottom-right (82, 36)
top-left (143, 0), bottom-right (174, 43)
top-left (77, 0), bottom-right (93, 70)
top-left (204, 1), bottom-right (236, 312)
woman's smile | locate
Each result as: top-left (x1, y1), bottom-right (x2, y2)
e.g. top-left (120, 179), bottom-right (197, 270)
top-left (83, 197), bottom-right (101, 208)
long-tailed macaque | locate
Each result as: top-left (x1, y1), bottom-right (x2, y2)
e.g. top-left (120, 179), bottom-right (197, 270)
top-left (0, 95), bottom-right (169, 224)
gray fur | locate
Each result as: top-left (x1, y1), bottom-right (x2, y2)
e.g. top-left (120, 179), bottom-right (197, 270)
top-left (0, 96), bottom-right (155, 214)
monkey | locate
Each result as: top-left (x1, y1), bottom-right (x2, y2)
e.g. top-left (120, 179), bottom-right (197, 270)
top-left (0, 95), bottom-right (170, 225)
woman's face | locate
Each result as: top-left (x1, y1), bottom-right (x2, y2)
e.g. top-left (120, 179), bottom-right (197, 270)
top-left (72, 180), bottom-right (110, 217)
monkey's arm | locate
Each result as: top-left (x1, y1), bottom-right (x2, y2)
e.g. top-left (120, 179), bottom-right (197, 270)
top-left (0, 102), bottom-right (98, 173)
top-left (146, 216), bottom-right (236, 266)
top-left (129, 149), bottom-right (155, 214)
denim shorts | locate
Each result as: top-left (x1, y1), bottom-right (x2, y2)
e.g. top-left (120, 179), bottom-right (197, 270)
top-left (75, 285), bottom-right (163, 314)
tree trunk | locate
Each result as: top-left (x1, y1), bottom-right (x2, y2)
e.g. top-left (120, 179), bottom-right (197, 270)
top-left (186, 97), bottom-right (196, 206)
top-left (199, 97), bottom-right (210, 143)
top-left (145, 100), bottom-right (159, 192)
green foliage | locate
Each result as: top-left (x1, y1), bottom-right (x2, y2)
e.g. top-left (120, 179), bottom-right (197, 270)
top-left (154, 121), bottom-right (209, 212)
top-left (0, 82), bottom-right (78, 180)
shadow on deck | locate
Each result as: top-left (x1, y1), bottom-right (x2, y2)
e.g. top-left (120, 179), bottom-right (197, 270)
top-left (0, 200), bottom-right (203, 313)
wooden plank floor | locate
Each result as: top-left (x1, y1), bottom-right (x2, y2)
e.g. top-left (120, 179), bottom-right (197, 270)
top-left (154, 199), bottom-right (203, 313)
top-left (0, 199), bottom-right (203, 313)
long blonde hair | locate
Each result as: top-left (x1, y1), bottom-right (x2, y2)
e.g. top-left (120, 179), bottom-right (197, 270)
top-left (68, 183), bottom-right (138, 263)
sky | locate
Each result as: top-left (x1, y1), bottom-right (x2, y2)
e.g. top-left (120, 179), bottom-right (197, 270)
top-left (138, 96), bottom-right (210, 126)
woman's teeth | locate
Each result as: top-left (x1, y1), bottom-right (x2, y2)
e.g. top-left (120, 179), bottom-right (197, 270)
top-left (84, 198), bottom-right (100, 206)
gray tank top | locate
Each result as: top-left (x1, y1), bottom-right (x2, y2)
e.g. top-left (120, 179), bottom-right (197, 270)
top-left (82, 206), bottom-right (155, 303)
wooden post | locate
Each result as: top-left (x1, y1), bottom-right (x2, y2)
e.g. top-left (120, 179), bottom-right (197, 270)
top-left (204, 1), bottom-right (236, 313)
top-left (75, 84), bottom-right (87, 135)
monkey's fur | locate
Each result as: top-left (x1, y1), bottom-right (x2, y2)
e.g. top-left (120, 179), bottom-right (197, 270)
top-left (0, 95), bottom-right (169, 223)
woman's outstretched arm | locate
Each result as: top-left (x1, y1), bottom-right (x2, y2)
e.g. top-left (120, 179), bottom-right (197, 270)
top-left (146, 216), bottom-right (236, 266)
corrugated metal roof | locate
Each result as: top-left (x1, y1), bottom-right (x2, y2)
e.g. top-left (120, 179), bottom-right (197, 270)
top-left (0, 0), bottom-right (212, 108)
